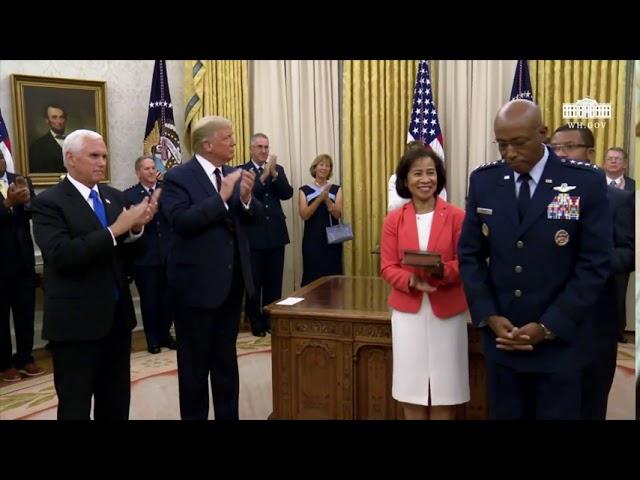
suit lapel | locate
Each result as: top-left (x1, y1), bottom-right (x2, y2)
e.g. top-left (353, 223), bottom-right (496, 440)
top-left (98, 185), bottom-right (120, 225)
top-left (496, 165), bottom-right (519, 227)
top-left (426, 197), bottom-right (447, 251)
top-left (517, 155), bottom-right (560, 236)
top-left (61, 178), bottom-right (103, 230)
top-left (190, 157), bottom-right (216, 197)
top-left (399, 202), bottom-right (420, 253)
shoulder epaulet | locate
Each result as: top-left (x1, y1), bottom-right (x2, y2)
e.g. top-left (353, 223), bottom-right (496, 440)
top-left (558, 158), bottom-right (600, 173)
top-left (473, 159), bottom-right (505, 172)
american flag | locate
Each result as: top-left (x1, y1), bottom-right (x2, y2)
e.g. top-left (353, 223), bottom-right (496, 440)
top-left (510, 60), bottom-right (534, 102)
top-left (143, 60), bottom-right (181, 172)
top-left (407, 60), bottom-right (447, 200)
top-left (407, 60), bottom-right (445, 161)
top-left (0, 109), bottom-right (15, 173)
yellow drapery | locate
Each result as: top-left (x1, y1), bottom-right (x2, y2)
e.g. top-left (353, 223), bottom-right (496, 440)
top-left (184, 60), bottom-right (250, 165)
top-left (529, 60), bottom-right (629, 166)
top-left (342, 60), bottom-right (420, 277)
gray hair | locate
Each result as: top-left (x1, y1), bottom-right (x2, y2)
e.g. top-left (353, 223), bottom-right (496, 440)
top-left (250, 133), bottom-right (269, 145)
top-left (62, 130), bottom-right (103, 168)
top-left (191, 116), bottom-right (233, 152)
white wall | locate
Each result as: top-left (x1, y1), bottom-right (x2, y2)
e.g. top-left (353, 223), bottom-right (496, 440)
top-left (0, 60), bottom-right (185, 191)
top-left (0, 60), bottom-right (185, 348)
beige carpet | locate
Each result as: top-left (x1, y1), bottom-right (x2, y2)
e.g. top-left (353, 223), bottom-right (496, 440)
top-left (0, 333), bottom-right (272, 420)
top-left (0, 337), bottom-right (634, 420)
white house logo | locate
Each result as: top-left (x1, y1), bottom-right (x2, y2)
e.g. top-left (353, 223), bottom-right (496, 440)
top-left (562, 97), bottom-right (611, 129)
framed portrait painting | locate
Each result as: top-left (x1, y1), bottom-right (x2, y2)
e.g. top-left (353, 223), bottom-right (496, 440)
top-left (11, 74), bottom-right (109, 187)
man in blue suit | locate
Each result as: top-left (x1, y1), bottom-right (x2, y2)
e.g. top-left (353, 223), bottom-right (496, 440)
top-left (161, 116), bottom-right (263, 420)
top-left (124, 156), bottom-right (175, 354)
top-left (241, 133), bottom-right (293, 336)
top-left (458, 100), bottom-right (613, 419)
top-left (0, 152), bottom-right (45, 381)
top-left (549, 124), bottom-right (634, 419)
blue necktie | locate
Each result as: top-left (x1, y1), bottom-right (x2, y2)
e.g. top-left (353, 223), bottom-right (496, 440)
top-left (89, 189), bottom-right (119, 301)
top-left (89, 189), bottom-right (108, 228)
top-left (517, 173), bottom-right (532, 221)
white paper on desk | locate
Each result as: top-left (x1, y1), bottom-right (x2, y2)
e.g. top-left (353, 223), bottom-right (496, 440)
top-left (276, 297), bottom-right (304, 306)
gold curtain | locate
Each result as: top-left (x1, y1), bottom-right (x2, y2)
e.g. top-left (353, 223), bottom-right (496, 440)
top-left (184, 60), bottom-right (250, 165)
top-left (342, 60), bottom-right (419, 277)
top-left (529, 60), bottom-right (628, 167)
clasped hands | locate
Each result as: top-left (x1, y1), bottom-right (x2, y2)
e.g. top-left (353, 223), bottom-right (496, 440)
top-left (487, 315), bottom-right (546, 351)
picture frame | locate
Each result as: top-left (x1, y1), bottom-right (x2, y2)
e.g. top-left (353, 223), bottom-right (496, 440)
top-left (11, 74), bottom-right (109, 187)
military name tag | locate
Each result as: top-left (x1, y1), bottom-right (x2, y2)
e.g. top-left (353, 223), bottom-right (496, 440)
top-left (482, 223), bottom-right (489, 237)
top-left (477, 207), bottom-right (493, 215)
top-left (554, 229), bottom-right (570, 246)
top-left (547, 193), bottom-right (580, 220)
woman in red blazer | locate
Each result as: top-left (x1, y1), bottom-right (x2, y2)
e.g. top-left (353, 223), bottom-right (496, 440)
top-left (380, 146), bottom-right (470, 420)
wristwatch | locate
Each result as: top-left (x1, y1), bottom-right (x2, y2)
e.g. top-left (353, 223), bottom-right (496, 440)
top-left (539, 323), bottom-right (556, 340)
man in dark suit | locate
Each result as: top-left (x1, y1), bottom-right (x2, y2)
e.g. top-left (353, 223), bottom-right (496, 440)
top-left (29, 104), bottom-right (67, 173)
top-left (241, 133), bottom-right (293, 336)
top-left (603, 147), bottom-right (635, 192)
top-left (0, 152), bottom-right (45, 382)
top-left (124, 156), bottom-right (175, 354)
top-left (458, 100), bottom-right (612, 419)
top-left (31, 129), bottom-right (159, 420)
top-left (161, 115), bottom-right (263, 420)
top-left (549, 125), bottom-right (635, 419)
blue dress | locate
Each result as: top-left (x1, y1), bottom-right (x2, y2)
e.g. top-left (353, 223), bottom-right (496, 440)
top-left (300, 184), bottom-right (343, 286)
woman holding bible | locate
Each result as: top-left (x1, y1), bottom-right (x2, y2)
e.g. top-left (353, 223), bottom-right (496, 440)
top-left (380, 146), bottom-right (469, 420)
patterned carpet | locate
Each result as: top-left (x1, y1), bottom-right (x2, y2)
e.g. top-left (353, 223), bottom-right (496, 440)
top-left (0, 336), bottom-right (634, 420)
top-left (0, 333), bottom-right (272, 420)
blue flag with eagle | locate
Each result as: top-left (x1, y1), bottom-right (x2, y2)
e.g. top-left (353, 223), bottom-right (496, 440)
top-left (144, 60), bottom-right (181, 172)
top-left (510, 60), bottom-right (534, 102)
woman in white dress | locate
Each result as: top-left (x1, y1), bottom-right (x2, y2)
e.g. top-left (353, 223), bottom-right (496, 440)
top-left (380, 146), bottom-right (470, 420)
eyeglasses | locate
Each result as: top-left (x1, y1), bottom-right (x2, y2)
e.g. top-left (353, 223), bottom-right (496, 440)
top-left (492, 139), bottom-right (530, 149)
top-left (548, 143), bottom-right (592, 153)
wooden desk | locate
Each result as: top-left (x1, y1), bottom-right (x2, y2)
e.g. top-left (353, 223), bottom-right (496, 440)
top-left (265, 276), bottom-right (488, 420)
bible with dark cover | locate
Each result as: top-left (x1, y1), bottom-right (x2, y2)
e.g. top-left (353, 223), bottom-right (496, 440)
top-left (401, 250), bottom-right (441, 268)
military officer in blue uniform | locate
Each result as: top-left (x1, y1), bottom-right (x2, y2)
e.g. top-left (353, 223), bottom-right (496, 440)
top-left (549, 124), bottom-right (634, 420)
top-left (124, 156), bottom-right (175, 354)
top-left (241, 133), bottom-right (293, 336)
top-left (458, 100), bottom-right (613, 419)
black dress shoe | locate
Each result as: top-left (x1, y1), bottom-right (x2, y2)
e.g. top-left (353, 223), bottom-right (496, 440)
top-left (251, 329), bottom-right (266, 337)
top-left (160, 337), bottom-right (178, 350)
top-left (148, 345), bottom-right (162, 354)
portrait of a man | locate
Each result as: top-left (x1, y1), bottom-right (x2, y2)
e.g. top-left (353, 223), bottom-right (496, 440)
top-left (29, 104), bottom-right (67, 173)
top-left (11, 74), bottom-right (108, 186)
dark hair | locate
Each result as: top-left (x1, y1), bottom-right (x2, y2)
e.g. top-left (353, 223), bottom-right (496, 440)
top-left (405, 140), bottom-right (425, 152)
top-left (135, 155), bottom-right (154, 172)
top-left (553, 124), bottom-right (594, 147)
top-left (44, 104), bottom-right (67, 118)
top-left (395, 146), bottom-right (446, 199)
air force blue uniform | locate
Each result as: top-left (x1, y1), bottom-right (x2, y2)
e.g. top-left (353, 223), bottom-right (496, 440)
top-left (123, 181), bottom-right (174, 350)
top-left (240, 161), bottom-right (293, 335)
top-left (458, 148), bottom-right (613, 419)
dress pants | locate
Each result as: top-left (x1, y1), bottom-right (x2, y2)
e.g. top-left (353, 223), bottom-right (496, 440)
top-left (486, 361), bottom-right (581, 420)
top-left (245, 246), bottom-right (285, 333)
top-left (134, 264), bottom-right (173, 347)
top-left (49, 307), bottom-right (132, 420)
top-left (580, 332), bottom-right (618, 420)
top-left (175, 254), bottom-right (244, 420)
top-left (0, 268), bottom-right (36, 371)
